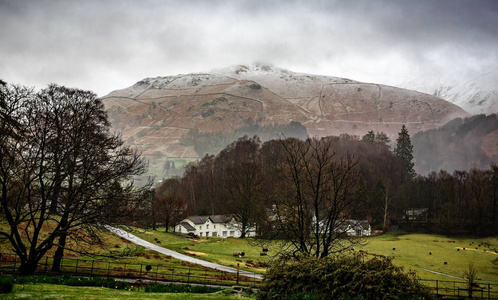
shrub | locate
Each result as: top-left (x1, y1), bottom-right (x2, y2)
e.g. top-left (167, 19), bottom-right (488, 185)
top-left (0, 275), bottom-right (14, 293)
top-left (257, 253), bottom-right (434, 300)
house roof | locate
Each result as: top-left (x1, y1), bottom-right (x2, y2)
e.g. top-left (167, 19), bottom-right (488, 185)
top-left (184, 214), bottom-right (234, 225)
top-left (178, 222), bottom-right (195, 231)
top-left (187, 216), bottom-right (210, 224)
top-left (209, 215), bottom-right (234, 223)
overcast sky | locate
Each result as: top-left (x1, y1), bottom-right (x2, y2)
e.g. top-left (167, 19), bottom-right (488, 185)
top-left (1, 0), bottom-right (497, 97)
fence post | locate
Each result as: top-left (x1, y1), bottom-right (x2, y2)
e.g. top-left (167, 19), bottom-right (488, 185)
top-left (488, 283), bottom-right (491, 300)
top-left (60, 257), bottom-right (64, 274)
top-left (107, 261), bottom-right (110, 276)
top-left (90, 260), bottom-right (94, 277)
top-left (236, 263), bottom-right (240, 286)
top-left (44, 257), bottom-right (48, 273)
top-left (155, 265), bottom-right (158, 284)
top-left (187, 268), bottom-right (191, 284)
top-left (75, 259), bottom-right (79, 274)
top-left (139, 264), bottom-right (143, 279)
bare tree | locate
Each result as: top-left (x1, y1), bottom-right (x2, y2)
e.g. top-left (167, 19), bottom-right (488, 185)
top-left (216, 136), bottom-right (264, 238)
top-left (267, 137), bottom-right (365, 258)
top-left (154, 178), bottom-right (187, 232)
top-left (0, 83), bottom-right (150, 275)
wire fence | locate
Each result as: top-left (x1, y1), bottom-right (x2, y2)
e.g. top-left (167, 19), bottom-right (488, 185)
top-left (0, 253), bottom-right (262, 288)
top-left (1, 252), bottom-right (497, 299)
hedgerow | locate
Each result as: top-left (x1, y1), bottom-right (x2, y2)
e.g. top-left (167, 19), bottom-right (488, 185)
top-left (258, 253), bottom-right (434, 300)
top-left (0, 275), bottom-right (14, 293)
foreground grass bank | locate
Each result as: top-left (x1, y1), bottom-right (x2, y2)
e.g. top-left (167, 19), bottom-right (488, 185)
top-left (1, 283), bottom-right (248, 300)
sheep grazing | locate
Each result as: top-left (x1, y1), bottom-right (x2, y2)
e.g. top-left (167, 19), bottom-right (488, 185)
top-left (444, 262), bottom-right (448, 265)
top-left (457, 249), bottom-right (460, 251)
top-left (262, 248), bottom-right (269, 252)
top-left (392, 248), bottom-right (396, 251)
top-left (240, 252), bottom-right (245, 257)
top-left (145, 265), bottom-right (152, 272)
top-left (429, 252), bottom-right (432, 255)
top-left (233, 252), bottom-right (240, 257)
top-left (260, 252), bottom-right (268, 256)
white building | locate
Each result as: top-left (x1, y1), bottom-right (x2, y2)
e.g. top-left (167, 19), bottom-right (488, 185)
top-left (337, 219), bottom-right (371, 236)
top-left (175, 215), bottom-right (256, 238)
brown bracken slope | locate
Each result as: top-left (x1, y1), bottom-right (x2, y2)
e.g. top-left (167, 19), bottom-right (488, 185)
top-left (101, 64), bottom-right (469, 176)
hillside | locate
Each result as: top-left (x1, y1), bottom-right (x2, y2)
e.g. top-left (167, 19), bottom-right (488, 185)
top-left (101, 64), bottom-right (468, 177)
top-left (413, 114), bottom-right (498, 175)
top-left (395, 70), bottom-right (498, 115)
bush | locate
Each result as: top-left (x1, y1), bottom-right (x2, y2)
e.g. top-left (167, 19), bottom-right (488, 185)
top-left (0, 275), bottom-right (14, 293)
top-left (257, 253), bottom-right (434, 300)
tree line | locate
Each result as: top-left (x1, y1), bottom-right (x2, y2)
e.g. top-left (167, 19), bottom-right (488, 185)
top-left (143, 126), bottom-right (419, 257)
top-left (147, 123), bottom-right (497, 254)
top-left (0, 81), bottom-right (151, 275)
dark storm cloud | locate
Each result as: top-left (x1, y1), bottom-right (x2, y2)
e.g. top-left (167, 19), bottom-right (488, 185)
top-left (0, 0), bottom-right (497, 96)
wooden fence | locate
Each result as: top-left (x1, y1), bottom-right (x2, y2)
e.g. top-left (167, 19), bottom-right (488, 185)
top-left (419, 278), bottom-right (498, 300)
top-left (0, 253), bottom-right (261, 287)
top-left (1, 252), bottom-right (497, 299)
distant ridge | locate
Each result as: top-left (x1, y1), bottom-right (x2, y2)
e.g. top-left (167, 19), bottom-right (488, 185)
top-left (101, 63), bottom-right (469, 177)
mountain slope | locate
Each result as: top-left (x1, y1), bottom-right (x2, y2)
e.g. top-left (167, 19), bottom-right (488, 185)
top-left (395, 70), bottom-right (498, 115)
top-left (101, 64), bottom-right (469, 177)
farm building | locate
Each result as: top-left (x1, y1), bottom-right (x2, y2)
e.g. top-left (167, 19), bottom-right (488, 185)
top-left (336, 219), bottom-right (372, 236)
top-left (175, 215), bottom-right (256, 238)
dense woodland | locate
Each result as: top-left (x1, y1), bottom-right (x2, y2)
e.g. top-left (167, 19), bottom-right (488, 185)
top-left (148, 126), bottom-right (498, 237)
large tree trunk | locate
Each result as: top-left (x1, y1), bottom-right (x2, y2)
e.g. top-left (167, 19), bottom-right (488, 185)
top-left (19, 258), bottom-right (39, 275)
top-left (164, 217), bottom-right (169, 233)
top-left (51, 232), bottom-right (67, 272)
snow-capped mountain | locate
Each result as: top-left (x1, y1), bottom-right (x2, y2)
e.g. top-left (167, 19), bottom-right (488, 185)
top-left (394, 70), bottom-right (498, 115)
top-left (101, 63), bottom-right (469, 177)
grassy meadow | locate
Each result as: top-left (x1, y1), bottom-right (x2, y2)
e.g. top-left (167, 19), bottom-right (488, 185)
top-left (1, 223), bottom-right (497, 299)
top-left (359, 231), bottom-right (498, 282)
top-left (1, 283), bottom-right (247, 300)
top-left (130, 227), bottom-right (498, 283)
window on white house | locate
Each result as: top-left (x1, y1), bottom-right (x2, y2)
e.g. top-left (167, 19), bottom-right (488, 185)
top-left (199, 232), bottom-right (203, 236)
top-left (222, 231), bottom-right (227, 237)
top-left (206, 232), bottom-right (209, 236)
top-left (207, 224), bottom-right (209, 229)
top-left (214, 225), bottom-right (216, 229)
top-left (212, 232), bottom-right (217, 236)
top-left (229, 231), bottom-right (235, 237)
top-left (199, 226), bottom-right (202, 230)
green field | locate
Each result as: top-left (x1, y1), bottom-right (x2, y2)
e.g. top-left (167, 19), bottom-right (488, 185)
top-left (359, 231), bottom-right (498, 282)
top-left (129, 228), bottom-right (498, 283)
top-left (1, 283), bottom-right (248, 299)
top-left (2, 226), bottom-right (497, 298)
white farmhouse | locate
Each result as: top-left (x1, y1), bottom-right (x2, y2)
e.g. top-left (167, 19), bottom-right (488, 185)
top-left (175, 215), bottom-right (255, 238)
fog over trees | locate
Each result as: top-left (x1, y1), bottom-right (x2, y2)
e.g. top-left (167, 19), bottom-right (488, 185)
top-left (413, 114), bottom-right (498, 175)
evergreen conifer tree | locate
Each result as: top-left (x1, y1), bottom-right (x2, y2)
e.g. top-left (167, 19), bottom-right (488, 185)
top-left (394, 125), bottom-right (415, 178)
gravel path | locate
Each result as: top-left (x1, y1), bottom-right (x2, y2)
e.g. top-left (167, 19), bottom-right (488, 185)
top-left (107, 226), bottom-right (263, 280)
